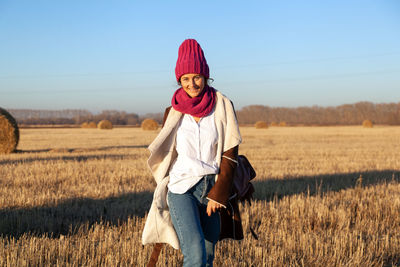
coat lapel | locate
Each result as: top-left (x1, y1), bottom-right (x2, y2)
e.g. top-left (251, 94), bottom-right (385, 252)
top-left (147, 108), bottom-right (182, 184)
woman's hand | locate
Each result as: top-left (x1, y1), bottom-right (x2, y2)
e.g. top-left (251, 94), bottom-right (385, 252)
top-left (206, 199), bottom-right (223, 216)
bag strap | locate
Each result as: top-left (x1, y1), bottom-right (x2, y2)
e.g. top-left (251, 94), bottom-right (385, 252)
top-left (147, 243), bottom-right (163, 267)
top-left (238, 182), bottom-right (258, 240)
top-left (235, 155), bottom-right (258, 239)
top-left (248, 207), bottom-right (259, 240)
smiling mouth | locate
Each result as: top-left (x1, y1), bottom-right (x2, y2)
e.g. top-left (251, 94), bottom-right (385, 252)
top-left (185, 87), bottom-right (202, 97)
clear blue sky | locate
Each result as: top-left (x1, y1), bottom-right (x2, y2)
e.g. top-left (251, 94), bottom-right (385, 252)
top-left (1, 0), bottom-right (399, 114)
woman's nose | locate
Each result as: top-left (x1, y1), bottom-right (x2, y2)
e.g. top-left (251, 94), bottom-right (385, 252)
top-left (190, 79), bottom-right (198, 88)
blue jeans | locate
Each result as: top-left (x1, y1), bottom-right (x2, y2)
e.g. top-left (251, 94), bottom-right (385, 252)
top-left (167, 174), bottom-right (221, 267)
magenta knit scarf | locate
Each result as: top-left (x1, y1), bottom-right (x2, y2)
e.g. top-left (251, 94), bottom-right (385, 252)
top-left (171, 85), bottom-right (216, 118)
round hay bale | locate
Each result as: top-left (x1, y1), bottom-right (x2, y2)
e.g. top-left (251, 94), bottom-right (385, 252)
top-left (279, 121), bottom-right (287, 127)
top-left (0, 107), bottom-right (19, 154)
top-left (97, 120), bottom-right (113, 130)
top-left (141, 119), bottom-right (159, 131)
top-left (270, 122), bottom-right (278, 127)
top-left (88, 121), bottom-right (97, 128)
top-left (81, 122), bottom-right (89, 128)
top-left (255, 121), bottom-right (268, 129)
top-left (362, 119), bottom-right (373, 128)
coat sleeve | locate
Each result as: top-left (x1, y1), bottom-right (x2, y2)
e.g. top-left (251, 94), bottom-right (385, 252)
top-left (207, 100), bottom-right (240, 206)
top-left (206, 145), bottom-right (238, 206)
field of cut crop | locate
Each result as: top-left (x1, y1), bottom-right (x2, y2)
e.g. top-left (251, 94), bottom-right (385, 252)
top-left (1, 126), bottom-right (400, 266)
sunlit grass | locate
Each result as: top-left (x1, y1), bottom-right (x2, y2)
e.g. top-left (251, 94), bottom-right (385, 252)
top-left (1, 127), bottom-right (399, 266)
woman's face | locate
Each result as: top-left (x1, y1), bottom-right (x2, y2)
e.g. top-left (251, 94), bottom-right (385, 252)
top-left (180, 73), bottom-right (205, 98)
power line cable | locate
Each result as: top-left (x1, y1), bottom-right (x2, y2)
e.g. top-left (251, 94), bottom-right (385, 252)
top-left (218, 69), bottom-right (400, 86)
top-left (1, 51), bottom-right (399, 79)
top-left (2, 69), bottom-right (399, 95)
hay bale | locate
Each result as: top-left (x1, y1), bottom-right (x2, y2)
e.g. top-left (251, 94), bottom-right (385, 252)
top-left (141, 119), bottom-right (159, 131)
top-left (97, 120), bottom-right (113, 130)
top-left (279, 121), bottom-right (287, 127)
top-left (255, 121), bottom-right (268, 129)
top-left (0, 107), bottom-right (19, 154)
top-left (88, 121), bottom-right (97, 128)
top-left (362, 119), bottom-right (373, 128)
top-left (270, 122), bottom-right (278, 127)
top-left (82, 121), bottom-right (97, 128)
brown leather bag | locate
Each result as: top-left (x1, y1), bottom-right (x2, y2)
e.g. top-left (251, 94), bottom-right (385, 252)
top-left (232, 155), bottom-right (258, 240)
top-left (232, 155), bottom-right (256, 202)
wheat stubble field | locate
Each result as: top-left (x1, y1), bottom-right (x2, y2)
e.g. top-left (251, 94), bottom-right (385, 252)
top-left (0, 126), bottom-right (400, 266)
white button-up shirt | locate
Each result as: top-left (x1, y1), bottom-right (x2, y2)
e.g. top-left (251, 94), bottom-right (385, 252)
top-left (168, 110), bottom-right (219, 194)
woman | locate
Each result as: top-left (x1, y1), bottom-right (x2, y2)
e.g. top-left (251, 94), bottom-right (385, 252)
top-left (142, 39), bottom-right (244, 267)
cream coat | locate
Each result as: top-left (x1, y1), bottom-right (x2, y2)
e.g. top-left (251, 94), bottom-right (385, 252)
top-left (141, 91), bottom-right (242, 249)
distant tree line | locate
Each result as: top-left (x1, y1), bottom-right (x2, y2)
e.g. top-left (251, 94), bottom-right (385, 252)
top-left (236, 101), bottom-right (400, 125)
top-left (7, 101), bottom-right (400, 126)
top-left (8, 109), bottom-right (163, 126)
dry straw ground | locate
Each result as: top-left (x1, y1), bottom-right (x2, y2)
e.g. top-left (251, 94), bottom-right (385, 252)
top-left (0, 126), bottom-right (400, 266)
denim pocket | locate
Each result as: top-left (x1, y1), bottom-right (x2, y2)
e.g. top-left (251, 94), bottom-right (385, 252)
top-left (200, 174), bottom-right (216, 201)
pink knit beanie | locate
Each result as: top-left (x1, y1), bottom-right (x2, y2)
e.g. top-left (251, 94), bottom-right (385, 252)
top-left (175, 39), bottom-right (210, 82)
